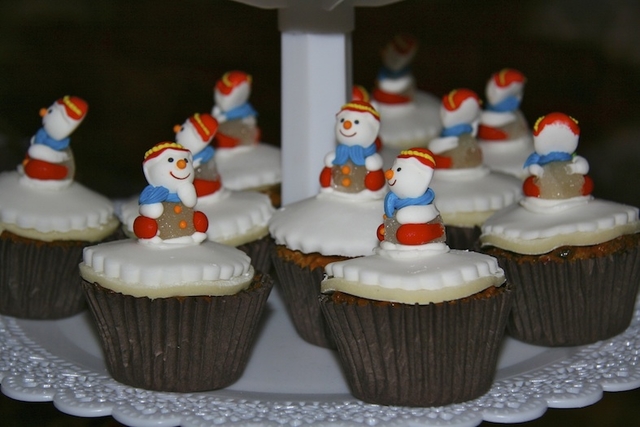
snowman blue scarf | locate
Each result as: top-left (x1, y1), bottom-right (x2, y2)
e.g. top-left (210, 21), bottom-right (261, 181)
top-left (486, 95), bottom-right (521, 113)
top-left (139, 185), bottom-right (181, 205)
top-left (193, 145), bottom-right (214, 165)
top-left (384, 188), bottom-right (435, 218)
top-left (223, 102), bottom-right (257, 121)
top-left (440, 123), bottom-right (473, 138)
top-left (333, 142), bottom-right (377, 166)
top-left (33, 127), bottom-right (70, 151)
top-left (523, 151), bottom-right (574, 168)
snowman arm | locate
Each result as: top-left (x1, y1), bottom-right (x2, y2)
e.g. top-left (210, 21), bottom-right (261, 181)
top-left (527, 164), bottom-right (544, 177)
top-left (212, 106), bottom-right (227, 123)
top-left (139, 202), bottom-right (163, 219)
top-left (177, 184), bottom-right (197, 208)
top-left (365, 153), bottom-right (383, 171)
top-left (428, 136), bottom-right (458, 154)
top-left (396, 204), bottom-right (439, 224)
top-left (27, 144), bottom-right (69, 163)
top-left (324, 151), bottom-right (336, 167)
top-left (567, 155), bottom-right (589, 175)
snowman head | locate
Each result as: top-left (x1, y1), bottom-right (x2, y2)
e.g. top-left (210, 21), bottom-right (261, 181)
top-left (214, 71), bottom-right (252, 112)
top-left (440, 89), bottom-right (481, 128)
top-left (486, 68), bottom-right (525, 106)
top-left (142, 142), bottom-right (194, 192)
top-left (532, 112), bottom-right (580, 155)
top-left (335, 101), bottom-right (380, 147)
top-left (386, 148), bottom-right (436, 199)
top-left (41, 96), bottom-right (88, 140)
top-left (174, 113), bottom-right (219, 155)
top-left (380, 34), bottom-right (418, 72)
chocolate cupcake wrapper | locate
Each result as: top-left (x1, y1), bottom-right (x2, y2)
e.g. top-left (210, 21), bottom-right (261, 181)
top-left (271, 254), bottom-right (336, 348)
top-left (237, 235), bottom-right (275, 275)
top-left (82, 273), bottom-right (273, 392)
top-left (496, 243), bottom-right (640, 346)
top-left (319, 285), bottom-right (513, 407)
top-left (445, 225), bottom-right (481, 251)
top-left (0, 231), bottom-right (87, 319)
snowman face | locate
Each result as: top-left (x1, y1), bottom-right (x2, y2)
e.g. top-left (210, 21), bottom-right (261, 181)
top-left (335, 109), bottom-right (380, 147)
top-left (175, 121), bottom-right (207, 155)
top-left (387, 157), bottom-right (432, 199)
top-left (486, 81), bottom-right (522, 106)
top-left (42, 102), bottom-right (80, 140)
top-left (381, 43), bottom-right (416, 72)
top-left (143, 148), bottom-right (194, 191)
top-left (534, 124), bottom-right (579, 155)
top-left (440, 98), bottom-right (480, 128)
top-left (215, 82), bottom-right (251, 112)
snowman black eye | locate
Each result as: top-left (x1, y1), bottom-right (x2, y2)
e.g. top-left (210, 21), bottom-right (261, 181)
top-left (340, 118), bottom-right (345, 123)
top-left (184, 158), bottom-right (189, 163)
top-left (168, 157), bottom-right (174, 163)
top-left (396, 167), bottom-right (402, 172)
top-left (354, 120), bottom-right (359, 125)
top-left (48, 108), bottom-right (53, 114)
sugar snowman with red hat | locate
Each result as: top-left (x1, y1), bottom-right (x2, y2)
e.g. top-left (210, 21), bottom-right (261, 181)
top-left (477, 68), bottom-right (534, 178)
top-left (428, 88), bottom-right (483, 169)
top-left (133, 142), bottom-right (208, 246)
top-left (20, 95), bottom-right (88, 188)
top-left (209, 70), bottom-right (281, 205)
top-left (369, 34), bottom-right (441, 154)
top-left (422, 88), bottom-right (522, 250)
top-left (376, 148), bottom-right (446, 247)
top-left (174, 112), bottom-right (222, 198)
top-left (521, 112), bottom-right (593, 201)
top-left (320, 101), bottom-right (386, 198)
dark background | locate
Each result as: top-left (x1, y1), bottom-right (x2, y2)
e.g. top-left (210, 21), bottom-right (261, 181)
top-left (1, 0), bottom-right (639, 425)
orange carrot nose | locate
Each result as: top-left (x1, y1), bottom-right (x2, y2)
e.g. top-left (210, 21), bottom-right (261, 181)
top-left (177, 159), bottom-right (187, 169)
top-left (343, 120), bottom-right (352, 130)
top-left (385, 169), bottom-right (394, 180)
top-left (39, 108), bottom-right (47, 117)
top-left (173, 124), bottom-right (181, 133)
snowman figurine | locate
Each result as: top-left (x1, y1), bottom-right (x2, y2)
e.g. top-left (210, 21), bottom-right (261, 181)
top-left (174, 112), bottom-right (222, 198)
top-left (20, 96), bottom-right (88, 188)
top-left (477, 68), bottom-right (529, 141)
top-left (428, 88), bottom-right (483, 169)
top-left (372, 34), bottom-right (418, 105)
top-left (320, 101), bottom-right (386, 196)
top-left (133, 142), bottom-right (208, 245)
top-left (211, 70), bottom-right (260, 148)
top-left (376, 148), bottom-right (446, 246)
top-left (522, 112), bottom-right (593, 199)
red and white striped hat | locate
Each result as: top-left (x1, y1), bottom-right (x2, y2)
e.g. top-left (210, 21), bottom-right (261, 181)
top-left (397, 147), bottom-right (436, 169)
top-left (215, 71), bottom-right (252, 95)
top-left (143, 142), bottom-right (190, 163)
top-left (188, 113), bottom-right (218, 142)
top-left (56, 96), bottom-right (88, 121)
top-left (532, 112), bottom-right (580, 137)
top-left (337, 100), bottom-right (380, 121)
top-left (441, 88), bottom-right (481, 112)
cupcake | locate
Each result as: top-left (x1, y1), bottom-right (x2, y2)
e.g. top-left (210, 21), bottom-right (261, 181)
top-left (427, 89), bottom-right (522, 249)
top-left (0, 96), bottom-right (119, 319)
top-left (80, 142), bottom-right (273, 392)
top-left (211, 70), bottom-right (281, 206)
top-left (269, 100), bottom-right (387, 348)
top-left (119, 113), bottom-right (275, 273)
top-left (476, 68), bottom-right (534, 179)
top-left (319, 147), bottom-right (511, 407)
top-left (370, 34), bottom-right (442, 156)
top-left (480, 112), bottom-right (640, 346)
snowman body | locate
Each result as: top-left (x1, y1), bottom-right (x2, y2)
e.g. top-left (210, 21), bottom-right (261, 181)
top-left (21, 96), bottom-right (87, 187)
top-left (378, 150), bottom-right (445, 246)
top-left (212, 72), bottom-right (259, 148)
top-left (320, 101), bottom-right (385, 196)
top-left (522, 113), bottom-right (593, 199)
top-left (134, 143), bottom-right (208, 245)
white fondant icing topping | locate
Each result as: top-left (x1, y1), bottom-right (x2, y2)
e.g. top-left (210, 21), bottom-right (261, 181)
top-left (429, 170), bottom-right (522, 226)
top-left (79, 239), bottom-right (254, 298)
top-left (268, 191), bottom-right (383, 257)
top-left (0, 171), bottom-right (118, 241)
top-left (375, 91), bottom-right (442, 148)
top-left (520, 195), bottom-right (592, 214)
top-left (480, 110), bottom-right (516, 127)
top-left (433, 165), bottom-right (490, 181)
top-left (321, 248), bottom-right (505, 304)
top-left (480, 198), bottom-right (640, 255)
top-left (477, 132), bottom-right (533, 179)
top-left (215, 143), bottom-right (281, 191)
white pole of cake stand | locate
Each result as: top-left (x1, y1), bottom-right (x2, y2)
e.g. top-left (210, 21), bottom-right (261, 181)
top-left (231, 0), bottom-right (403, 204)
